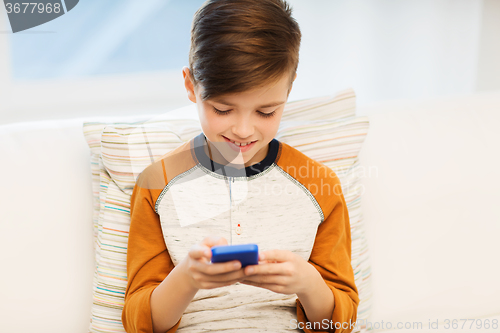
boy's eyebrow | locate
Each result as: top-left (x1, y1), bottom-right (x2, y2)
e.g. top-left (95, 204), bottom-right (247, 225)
top-left (213, 99), bottom-right (286, 108)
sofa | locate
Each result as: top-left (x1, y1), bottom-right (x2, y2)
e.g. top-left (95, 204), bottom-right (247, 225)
top-left (1, 90), bottom-right (499, 333)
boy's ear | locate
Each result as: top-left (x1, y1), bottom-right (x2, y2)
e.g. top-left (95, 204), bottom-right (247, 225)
top-left (182, 66), bottom-right (197, 103)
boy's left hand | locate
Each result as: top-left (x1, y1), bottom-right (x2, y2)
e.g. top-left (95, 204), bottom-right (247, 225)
top-left (239, 250), bottom-right (315, 295)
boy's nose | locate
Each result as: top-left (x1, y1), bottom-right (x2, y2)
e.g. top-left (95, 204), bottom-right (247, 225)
top-left (231, 120), bottom-right (254, 141)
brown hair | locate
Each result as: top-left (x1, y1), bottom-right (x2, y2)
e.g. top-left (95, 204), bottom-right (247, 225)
top-left (188, 0), bottom-right (301, 101)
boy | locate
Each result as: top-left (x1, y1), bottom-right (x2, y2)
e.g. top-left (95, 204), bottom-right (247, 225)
top-left (121, 0), bottom-right (359, 332)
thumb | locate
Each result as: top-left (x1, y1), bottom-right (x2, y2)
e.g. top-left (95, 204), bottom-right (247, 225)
top-left (202, 235), bottom-right (228, 248)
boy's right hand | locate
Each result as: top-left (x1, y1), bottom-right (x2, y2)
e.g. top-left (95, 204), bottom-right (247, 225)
top-left (179, 235), bottom-right (246, 290)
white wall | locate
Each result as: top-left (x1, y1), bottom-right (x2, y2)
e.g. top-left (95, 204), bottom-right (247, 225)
top-left (476, 0), bottom-right (500, 91)
top-left (288, 0), bottom-right (484, 105)
top-left (0, 0), bottom-right (498, 125)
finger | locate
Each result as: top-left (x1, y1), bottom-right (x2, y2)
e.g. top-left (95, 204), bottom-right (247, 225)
top-left (189, 244), bottom-right (212, 261)
top-left (242, 274), bottom-right (287, 285)
top-left (201, 235), bottom-right (228, 248)
top-left (259, 249), bottom-right (289, 263)
top-left (241, 279), bottom-right (272, 287)
top-left (258, 253), bottom-right (266, 261)
top-left (240, 280), bottom-right (286, 293)
top-left (193, 260), bottom-right (245, 281)
top-left (198, 278), bottom-right (245, 289)
top-left (244, 262), bottom-right (288, 276)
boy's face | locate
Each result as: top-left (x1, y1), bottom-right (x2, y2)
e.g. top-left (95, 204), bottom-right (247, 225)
top-left (183, 67), bottom-right (296, 169)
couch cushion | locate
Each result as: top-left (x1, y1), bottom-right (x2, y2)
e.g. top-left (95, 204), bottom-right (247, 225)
top-left (357, 90), bottom-right (500, 329)
top-left (0, 119), bottom-right (95, 332)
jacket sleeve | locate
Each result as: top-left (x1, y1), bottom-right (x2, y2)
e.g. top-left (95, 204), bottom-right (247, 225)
top-left (296, 184), bottom-right (360, 333)
top-left (121, 170), bottom-right (182, 333)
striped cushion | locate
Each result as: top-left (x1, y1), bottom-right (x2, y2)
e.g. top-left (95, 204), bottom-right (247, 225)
top-left (83, 87), bottom-right (372, 333)
top-left (101, 121), bottom-right (201, 194)
top-left (280, 88), bottom-right (356, 122)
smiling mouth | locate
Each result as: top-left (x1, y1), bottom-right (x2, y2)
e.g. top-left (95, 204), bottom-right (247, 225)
top-left (223, 136), bottom-right (257, 147)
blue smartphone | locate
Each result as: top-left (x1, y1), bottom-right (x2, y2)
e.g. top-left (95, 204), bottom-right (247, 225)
top-left (211, 243), bottom-right (259, 267)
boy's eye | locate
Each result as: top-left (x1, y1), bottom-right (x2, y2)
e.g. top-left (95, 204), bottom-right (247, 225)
top-left (212, 107), bottom-right (276, 118)
top-left (212, 107), bottom-right (231, 115)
